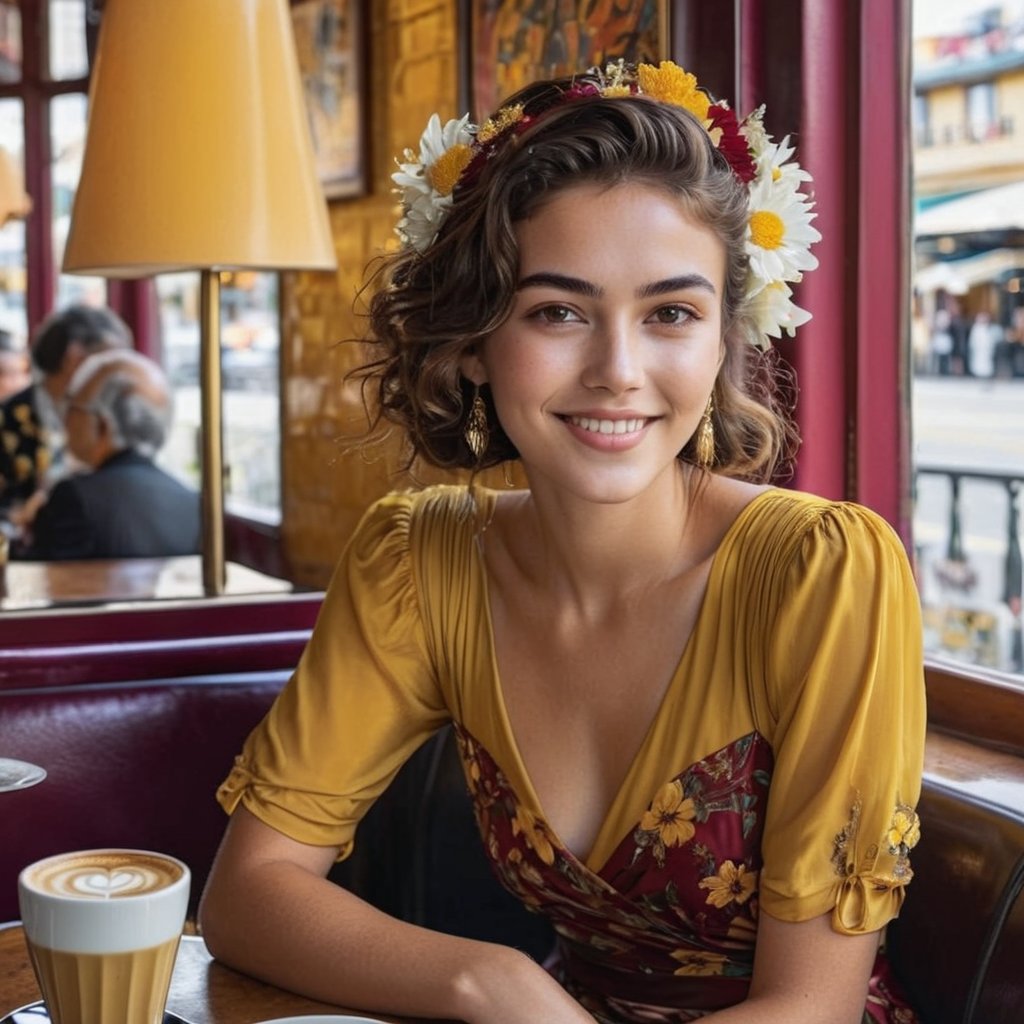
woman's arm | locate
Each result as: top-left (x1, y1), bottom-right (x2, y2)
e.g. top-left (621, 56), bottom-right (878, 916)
top-left (704, 911), bottom-right (880, 1024)
top-left (198, 806), bottom-right (593, 1024)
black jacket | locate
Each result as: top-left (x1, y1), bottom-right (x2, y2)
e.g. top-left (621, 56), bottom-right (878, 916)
top-left (26, 449), bottom-right (201, 560)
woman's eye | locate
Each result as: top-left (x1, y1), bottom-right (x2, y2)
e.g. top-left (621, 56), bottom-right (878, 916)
top-left (649, 304), bottom-right (695, 325)
top-left (534, 304), bottom-right (580, 323)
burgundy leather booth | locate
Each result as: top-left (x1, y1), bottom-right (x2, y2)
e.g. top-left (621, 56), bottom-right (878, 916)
top-left (0, 669), bottom-right (289, 922)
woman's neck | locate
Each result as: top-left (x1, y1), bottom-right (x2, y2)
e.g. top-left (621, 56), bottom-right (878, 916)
top-left (493, 463), bottom-right (707, 617)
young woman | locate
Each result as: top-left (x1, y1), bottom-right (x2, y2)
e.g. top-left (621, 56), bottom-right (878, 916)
top-left (199, 61), bottom-right (925, 1023)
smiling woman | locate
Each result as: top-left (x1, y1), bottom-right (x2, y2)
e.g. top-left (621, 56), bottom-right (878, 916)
top-left (459, 182), bottom-right (726, 505)
top-left (193, 58), bottom-right (929, 1024)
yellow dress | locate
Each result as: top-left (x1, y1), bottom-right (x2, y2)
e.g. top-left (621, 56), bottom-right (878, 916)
top-left (218, 484), bottom-right (926, 1021)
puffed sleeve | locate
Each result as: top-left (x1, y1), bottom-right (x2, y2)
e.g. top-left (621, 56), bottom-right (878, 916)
top-left (217, 492), bottom-right (449, 856)
top-left (756, 502), bottom-right (926, 935)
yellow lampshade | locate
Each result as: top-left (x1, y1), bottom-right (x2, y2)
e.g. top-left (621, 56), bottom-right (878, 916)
top-left (0, 147), bottom-right (31, 226)
top-left (63, 0), bottom-right (337, 276)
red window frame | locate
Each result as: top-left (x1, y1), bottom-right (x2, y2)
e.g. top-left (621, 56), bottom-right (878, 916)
top-left (0, 0), bottom-right (157, 353)
top-left (681, 0), bottom-right (1021, 757)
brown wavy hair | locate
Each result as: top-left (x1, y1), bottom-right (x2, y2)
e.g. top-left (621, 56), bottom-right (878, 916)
top-left (358, 70), bottom-right (799, 482)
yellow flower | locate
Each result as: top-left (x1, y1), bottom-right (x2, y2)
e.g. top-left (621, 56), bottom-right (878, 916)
top-left (637, 61), bottom-right (710, 121)
top-left (671, 948), bottom-right (727, 976)
top-left (748, 209), bottom-right (785, 251)
top-left (512, 806), bottom-right (556, 865)
top-left (427, 142), bottom-right (473, 197)
top-left (639, 780), bottom-right (696, 847)
top-left (887, 808), bottom-right (921, 853)
top-left (600, 84), bottom-right (633, 98)
top-left (476, 103), bottom-right (525, 144)
top-left (698, 860), bottom-right (758, 908)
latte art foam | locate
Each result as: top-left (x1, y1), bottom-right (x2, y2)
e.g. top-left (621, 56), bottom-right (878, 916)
top-left (26, 852), bottom-right (183, 899)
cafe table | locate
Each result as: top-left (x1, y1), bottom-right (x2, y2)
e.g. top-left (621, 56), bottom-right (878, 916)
top-left (0, 922), bottom-right (432, 1024)
top-left (0, 556), bottom-right (292, 610)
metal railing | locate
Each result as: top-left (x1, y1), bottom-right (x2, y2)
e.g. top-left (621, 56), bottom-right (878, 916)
top-left (914, 115), bottom-right (1016, 148)
top-left (914, 465), bottom-right (1023, 673)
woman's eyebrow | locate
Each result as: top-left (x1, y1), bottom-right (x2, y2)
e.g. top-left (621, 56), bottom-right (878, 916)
top-left (516, 272), bottom-right (717, 299)
top-left (517, 272), bottom-right (602, 297)
top-left (638, 274), bottom-right (717, 298)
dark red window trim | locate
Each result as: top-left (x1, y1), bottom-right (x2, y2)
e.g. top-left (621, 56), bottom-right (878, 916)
top-left (0, 0), bottom-right (156, 350)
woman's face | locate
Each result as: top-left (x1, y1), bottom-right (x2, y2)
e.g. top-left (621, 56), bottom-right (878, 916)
top-left (462, 181), bottom-right (726, 507)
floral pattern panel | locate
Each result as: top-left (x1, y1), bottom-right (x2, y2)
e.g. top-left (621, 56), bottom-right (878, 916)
top-left (453, 723), bottom-right (919, 1024)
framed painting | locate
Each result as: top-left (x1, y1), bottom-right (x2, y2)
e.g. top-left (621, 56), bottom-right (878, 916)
top-left (464, 0), bottom-right (671, 120)
top-left (290, 0), bottom-right (366, 199)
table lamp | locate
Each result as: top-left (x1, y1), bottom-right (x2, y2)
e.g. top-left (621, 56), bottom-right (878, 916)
top-left (63, 0), bottom-right (337, 595)
top-left (0, 147), bottom-right (32, 226)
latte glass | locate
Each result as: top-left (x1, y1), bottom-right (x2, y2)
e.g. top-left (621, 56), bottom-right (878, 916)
top-left (18, 849), bottom-right (190, 1024)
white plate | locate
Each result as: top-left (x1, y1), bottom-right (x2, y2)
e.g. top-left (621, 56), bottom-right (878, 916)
top-left (0, 758), bottom-right (47, 793)
top-left (253, 1017), bottom-right (391, 1024)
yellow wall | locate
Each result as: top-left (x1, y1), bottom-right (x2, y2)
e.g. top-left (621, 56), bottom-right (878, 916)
top-left (280, 0), bottom-right (513, 587)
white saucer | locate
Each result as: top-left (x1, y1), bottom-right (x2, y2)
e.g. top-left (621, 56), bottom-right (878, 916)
top-left (254, 1017), bottom-right (391, 1024)
top-left (0, 758), bottom-right (47, 793)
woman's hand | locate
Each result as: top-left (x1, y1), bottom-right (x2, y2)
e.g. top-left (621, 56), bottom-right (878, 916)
top-left (452, 945), bottom-right (594, 1024)
top-left (199, 806), bottom-right (593, 1023)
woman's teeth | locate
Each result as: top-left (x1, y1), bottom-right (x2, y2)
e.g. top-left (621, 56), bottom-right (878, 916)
top-left (569, 416), bottom-right (645, 435)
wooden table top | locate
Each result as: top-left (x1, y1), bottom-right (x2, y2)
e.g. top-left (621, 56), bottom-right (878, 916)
top-left (0, 923), bottom-right (412, 1024)
top-left (1, 557), bottom-right (291, 610)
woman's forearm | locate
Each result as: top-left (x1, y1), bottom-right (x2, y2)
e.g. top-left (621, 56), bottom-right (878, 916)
top-left (199, 855), bottom-right (588, 1023)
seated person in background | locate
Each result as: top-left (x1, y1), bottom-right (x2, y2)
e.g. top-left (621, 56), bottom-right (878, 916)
top-left (0, 329), bottom-right (30, 402)
top-left (0, 304), bottom-right (131, 529)
top-left (24, 349), bottom-right (200, 560)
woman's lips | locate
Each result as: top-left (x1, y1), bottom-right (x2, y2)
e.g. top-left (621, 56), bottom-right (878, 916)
top-left (561, 413), bottom-right (653, 450)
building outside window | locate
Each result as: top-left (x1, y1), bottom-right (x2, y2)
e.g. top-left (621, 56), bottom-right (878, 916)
top-left (911, 0), bottom-right (1024, 681)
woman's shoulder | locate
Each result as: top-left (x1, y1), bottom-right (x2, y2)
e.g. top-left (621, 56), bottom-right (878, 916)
top-left (358, 483), bottom-right (489, 531)
top-left (721, 484), bottom-right (908, 577)
top-left (352, 484), bottom-right (496, 580)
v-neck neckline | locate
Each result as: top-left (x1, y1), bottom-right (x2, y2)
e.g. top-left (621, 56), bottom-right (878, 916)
top-left (471, 485), bottom-right (777, 873)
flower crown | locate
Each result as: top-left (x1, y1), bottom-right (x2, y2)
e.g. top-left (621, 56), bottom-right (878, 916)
top-left (392, 60), bottom-right (821, 343)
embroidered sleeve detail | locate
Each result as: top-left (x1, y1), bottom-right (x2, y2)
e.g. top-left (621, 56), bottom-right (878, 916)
top-left (886, 805), bottom-right (921, 882)
top-left (831, 800), bottom-right (862, 877)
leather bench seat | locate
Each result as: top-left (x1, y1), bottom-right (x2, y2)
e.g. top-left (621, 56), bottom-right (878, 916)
top-left (2, 648), bottom-right (1022, 1019)
top-left (887, 771), bottom-right (1024, 1024)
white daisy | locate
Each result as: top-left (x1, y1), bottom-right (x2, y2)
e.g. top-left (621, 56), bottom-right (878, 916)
top-left (753, 133), bottom-right (812, 190)
top-left (746, 279), bottom-right (813, 342)
top-left (745, 173), bottom-right (821, 288)
top-left (391, 113), bottom-right (475, 252)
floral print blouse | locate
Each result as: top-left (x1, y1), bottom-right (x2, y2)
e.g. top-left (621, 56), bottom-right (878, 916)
top-left (219, 485), bottom-right (926, 1022)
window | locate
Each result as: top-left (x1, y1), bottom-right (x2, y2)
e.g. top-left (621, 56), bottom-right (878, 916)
top-left (913, 91), bottom-right (931, 147)
top-left (964, 80), bottom-right (996, 140)
top-left (156, 271), bottom-right (281, 520)
top-left (911, 0), bottom-right (1024, 683)
top-left (0, 0), bottom-right (283, 529)
top-left (0, 0), bottom-right (106, 347)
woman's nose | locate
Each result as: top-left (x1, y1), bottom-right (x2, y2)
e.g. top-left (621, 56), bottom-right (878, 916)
top-left (580, 322), bottom-right (645, 393)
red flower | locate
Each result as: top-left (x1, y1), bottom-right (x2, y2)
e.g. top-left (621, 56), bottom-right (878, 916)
top-left (708, 104), bottom-right (757, 183)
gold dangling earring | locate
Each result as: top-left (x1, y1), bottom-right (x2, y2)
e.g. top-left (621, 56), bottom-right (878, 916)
top-left (696, 396), bottom-right (715, 468)
top-left (465, 388), bottom-right (489, 460)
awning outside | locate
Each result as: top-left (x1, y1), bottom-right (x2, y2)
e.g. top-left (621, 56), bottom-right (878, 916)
top-left (914, 180), bottom-right (1024, 236)
top-left (915, 247), bottom-right (1024, 293)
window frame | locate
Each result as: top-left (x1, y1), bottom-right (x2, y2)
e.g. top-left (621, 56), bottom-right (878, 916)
top-left (699, 0), bottom-right (1022, 753)
top-left (0, 0), bottom-right (89, 330)
top-left (0, 0), bottom-right (160, 353)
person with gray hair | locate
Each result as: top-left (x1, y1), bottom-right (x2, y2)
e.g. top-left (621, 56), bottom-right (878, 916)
top-left (0, 304), bottom-right (131, 524)
top-left (22, 349), bottom-right (200, 560)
